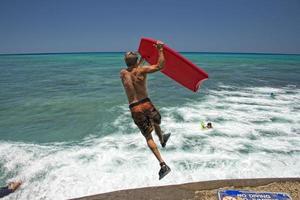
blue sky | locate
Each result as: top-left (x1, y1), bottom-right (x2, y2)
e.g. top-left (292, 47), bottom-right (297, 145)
top-left (0, 0), bottom-right (299, 54)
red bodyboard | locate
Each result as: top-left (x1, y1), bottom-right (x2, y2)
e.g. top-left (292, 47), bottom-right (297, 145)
top-left (138, 38), bottom-right (209, 92)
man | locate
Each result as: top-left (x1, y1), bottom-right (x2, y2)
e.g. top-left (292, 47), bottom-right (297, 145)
top-left (120, 41), bottom-right (171, 180)
top-left (201, 122), bottom-right (213, 129)
top-left (206, 122), bottom-right (213, 129)
top-left (0, 181), bottom-right (22, 198)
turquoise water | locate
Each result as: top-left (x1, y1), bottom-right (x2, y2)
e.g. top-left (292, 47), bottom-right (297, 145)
top-left (0, 53), bottom-right (300, 199)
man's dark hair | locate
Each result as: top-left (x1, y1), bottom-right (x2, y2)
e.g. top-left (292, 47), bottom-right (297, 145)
top-left (124, 52), bottom-right (138, 67)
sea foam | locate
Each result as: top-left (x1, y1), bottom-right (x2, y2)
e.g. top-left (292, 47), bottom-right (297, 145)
top-left (0, 85), bottom-right (299, 199)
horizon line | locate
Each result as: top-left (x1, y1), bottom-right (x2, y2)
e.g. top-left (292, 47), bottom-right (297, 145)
top-left (0, 51), bottom-right (300, 56)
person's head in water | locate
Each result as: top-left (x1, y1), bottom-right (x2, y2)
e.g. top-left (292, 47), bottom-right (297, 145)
top-left (207, 122), bottom-right (212, 129)
top-left (124, 51), bottom-right (138, 68)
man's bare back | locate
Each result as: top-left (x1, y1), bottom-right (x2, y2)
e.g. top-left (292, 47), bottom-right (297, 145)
top-left (120, 66), bottom-right (149, 104)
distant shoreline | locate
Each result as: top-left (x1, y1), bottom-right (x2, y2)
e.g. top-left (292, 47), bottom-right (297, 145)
top-left (1, 51), bottom-right (300, 56)
top-left (72, 178), bottom-right (300, 200)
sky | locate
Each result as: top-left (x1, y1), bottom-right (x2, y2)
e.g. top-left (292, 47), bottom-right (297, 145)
top-left (0, 0), bottom-right (300, 54)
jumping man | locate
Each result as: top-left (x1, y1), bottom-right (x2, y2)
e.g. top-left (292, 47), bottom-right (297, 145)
top-left (120, 41), bottom-right (171, 180)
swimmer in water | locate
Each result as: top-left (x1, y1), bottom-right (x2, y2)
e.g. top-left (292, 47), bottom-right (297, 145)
top-left (201, 122), bottom-right (213, 129)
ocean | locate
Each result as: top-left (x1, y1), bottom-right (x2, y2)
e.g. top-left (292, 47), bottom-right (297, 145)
top-left (0, 52), bottom-right (299, 199)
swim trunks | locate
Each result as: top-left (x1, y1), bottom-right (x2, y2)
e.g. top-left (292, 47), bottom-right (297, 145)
top-left (0, 186), bottom-right (13, 198)
top-left (129, 98), bottom-right (161, 138)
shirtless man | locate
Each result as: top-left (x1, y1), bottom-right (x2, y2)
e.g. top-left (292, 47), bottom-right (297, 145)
top-left (120, 41), bottom-right (171, 180)
top-left (0, 180), bottom-right (22, 198)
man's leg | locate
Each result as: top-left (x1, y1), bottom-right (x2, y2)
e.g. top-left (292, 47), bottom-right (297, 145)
top-left (145, 131), bottom-right (171, 180)
top-left (145, 134), bottom-right (164, 163)
top-left (153, 123), bottom-right (164, 144)
top-left (150, 106), bottom-right (170, 147)
top-left (153, 122), bottom-right (171, 148)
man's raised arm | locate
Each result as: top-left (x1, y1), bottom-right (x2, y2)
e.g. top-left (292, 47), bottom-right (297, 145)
top-left (140, 41), bottom-right (165, 74)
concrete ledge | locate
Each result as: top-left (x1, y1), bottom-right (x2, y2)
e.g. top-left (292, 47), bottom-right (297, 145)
top-left (72, 178), bottom-right (300, 200)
